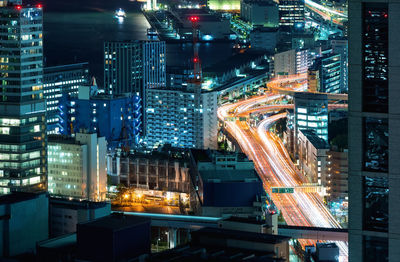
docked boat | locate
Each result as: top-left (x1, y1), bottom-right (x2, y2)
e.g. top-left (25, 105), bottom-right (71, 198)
top-left (115, 8), bottom-right (126, 18)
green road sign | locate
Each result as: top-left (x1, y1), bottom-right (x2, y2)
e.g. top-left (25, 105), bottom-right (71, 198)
top-left (271, 187), bottom-right (294, 193)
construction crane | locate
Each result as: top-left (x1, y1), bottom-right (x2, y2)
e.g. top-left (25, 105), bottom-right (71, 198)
top-left (189, 16), bottom-right (202, 84)
top-left (188, 16), bottom-right (203, 148)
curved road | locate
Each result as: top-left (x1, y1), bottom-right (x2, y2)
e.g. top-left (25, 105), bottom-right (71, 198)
top-left (218, 80), bottom-right (348, 259)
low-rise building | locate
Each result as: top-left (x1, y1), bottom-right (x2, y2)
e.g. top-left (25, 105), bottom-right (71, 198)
top-left (49, 197), bottom-right (111, 237)
top-left (77, 213), bottom-right (151, 262)
top-left (249, 27), bottom-right (278, 52)
top-left (189, 149), bottom-right (266, 217)
top-left (48, 132), bottom-right (107, 201)
top-left (0, 192), bottom-right (48, 257)
top-left (150, 227), bottom-right (290, 261)
top-left (240, 0), bottom-right (279, 27)
top-left (107, 147), bottom-right (191, 196)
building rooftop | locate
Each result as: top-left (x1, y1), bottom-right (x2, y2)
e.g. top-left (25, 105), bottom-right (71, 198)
top-left (300, 129), bottom-right (329, 149)
top-left (149, 245), bottom-right (283, 262)
top-left (44, 62), bottom-right (89, 74)
top-left (78, 213), bottom-right (150, 232)
top-left (191, 149), bottom-right (250, 163)
top-left (192, 227), bottom-right (290, 245)
top-left (38, 233), bottom-right (77, 250)
top-left (199, 169), bottom-right (259, 183)
top-left (50, 197), bottom-right (110, 210)
top-left (48, 135), bottom-right (81, 145)
top-left (0, 191), bottom-right (46, 205)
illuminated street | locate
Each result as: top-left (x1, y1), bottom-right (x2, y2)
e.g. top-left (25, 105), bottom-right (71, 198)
top-left (218, 75), bottom-right (348, 259)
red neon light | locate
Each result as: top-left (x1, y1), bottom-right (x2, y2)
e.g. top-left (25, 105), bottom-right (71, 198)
top-left (16, 5), bottom-right (22, 10)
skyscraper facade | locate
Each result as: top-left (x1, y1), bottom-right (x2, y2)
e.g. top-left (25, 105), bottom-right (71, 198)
top-left (0, 3), bottom-right (47, 194)
top-left (349, 1), bottom-right (392, 261)
top-left (104, 40), bottom-right (166, 96)
top-left (294, 93), bottom-right (329, 142)
top-left (43, 63), bottom-right (90, 134)
top-left (278, 0), bottom-right (305, 30)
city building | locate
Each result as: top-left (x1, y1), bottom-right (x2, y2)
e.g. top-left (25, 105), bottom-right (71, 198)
top-left (77, 213), bottom-right (151, 262)
top-left (294, 92), bottom-right (328, 142)
top-left (274, 49), bottom-right (310, 76)
top-left (43, 63), bottom-right (90, 134)
top-left (48, 132), bottom-right (107, 201)
top-left (145, 88), bottom-right (218, 150)
top-left (348, 2), bottom-right (392, 261)
top-left (49, 197), bottom-right (111, 237)
top-left (330, 37), bottom-right (348, 93)
top-left (326, 150), bottom-right (348, 203)
top-left (0, 192), bottom-right (48, 257)
top-left (313, 49), bottom-right (342, 94)
top-left (70, 88), bottom-right (142, 149)
top-left (297, 129), bottom-right (329, 185)
top-left (168, 8), bottom-right (231, 41)
top-left (207, 0), bottom-right (240, 11)
top-left (107, 147), bottom-right (191, 201)
top-left (150, 227), bottom-right (290, 261)
top-left (189, 149), bottom-right (266, 217)
top-left (240, 0), bottom-right (279, 27)
top-left (249, 27), bottom-right (278, 52)
top-left (0, 2), bottom-right (47, 194)
top-left (278, 0), bottom-right (305, 31)
top-left (104, 40), bottom-right (166, 96)
top-left (307, 68), bottom-right (319, 92)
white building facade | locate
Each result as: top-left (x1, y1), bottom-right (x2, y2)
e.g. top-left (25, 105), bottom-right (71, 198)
top-left (48, 133), bottom-right (107, 201)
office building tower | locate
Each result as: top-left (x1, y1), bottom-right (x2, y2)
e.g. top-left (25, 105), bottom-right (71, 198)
top-left (294, 93), bottom-right (328, 142)
top-left (313, 49), bottom-right (342, 94)
top-left (348, 2), bottom-right (392, 261)
top-left (70, 88), bottom-right (142, 150)
top-left (330, 37), bottom-right (348, 93)
top-left (104, 40), bottom-right (166, 96)
top-left (0, 3), bottom-right (47, 194)
top-left (278, 0), bottom-right (305, 31)
top-left (48, 132), bottom-right (107, 201)
top-left (43, 63), bottom-right (90, 134)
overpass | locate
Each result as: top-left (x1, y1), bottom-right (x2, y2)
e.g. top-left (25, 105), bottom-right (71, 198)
top-left (116, 211), bottom-right (348, 242)
top-left (278, 225), bottom-right (348, 242)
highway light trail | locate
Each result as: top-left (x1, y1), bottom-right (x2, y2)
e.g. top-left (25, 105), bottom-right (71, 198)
top-left (218, 74), bottom-right (348, 260)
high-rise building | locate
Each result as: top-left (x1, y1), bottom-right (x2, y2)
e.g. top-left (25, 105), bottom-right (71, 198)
top-left (348, 2), bottom-right (391, 261)
top-left (330, 37), bottom-right (348, 93)
top-left (278, 0), bottom-right (305, 31)
top-left (48, 132), bottom-right (107, 201)
top-left (313, 49), bottom-right (342, 94)
top-left (0, 3), bottom-right (47, 194)
top-left (294, 93), bottom-right (328, 142)
top-left (145, 87), bottom-right (218, 149)
top-left (104, 40), bottom-right (166, 96)
top-left (43, 63), bottom-right (90, 134)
